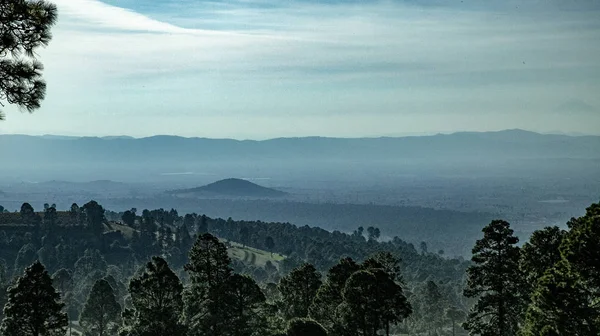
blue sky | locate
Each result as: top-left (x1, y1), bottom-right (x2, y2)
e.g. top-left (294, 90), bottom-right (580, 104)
top-left (1, 0), bottom-right (599, 138)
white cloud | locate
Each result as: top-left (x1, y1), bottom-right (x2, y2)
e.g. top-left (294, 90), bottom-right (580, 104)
top-left (2, 0), bottom-right (599, 138)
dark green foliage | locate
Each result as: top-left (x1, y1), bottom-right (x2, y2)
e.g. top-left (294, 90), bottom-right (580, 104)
top-left (463, 220), bottom-right (524, 336)
top-left (362, 251), bottom-right (402, 283)
top-left (219, 274), bottom-right (267, 336)
top-left (82, 201), bottom-right (106, 238)
top-left (286, 318), bottom-right (327, 336)
top-left (184, 233), bottom-right (233, 335)
top-left (366, 226), bottom-right (380, 241)
top-left (561, 203), bottom-right (600, 290)
top-left (340, 268), bottom-right (411, 336)
top-left (80, 279), bottom-right (121, 336)
top-left (520, 261), bottom-right (598, 335)
top-left (265, 236), bottom-right (275, 255)
top-left (520, 226), bottom-right (565, 298)
top-left (421, 280), bottom-right (444, 334)
top-left (279, 263), bottom-right (322, 319)
top-left (0, 261), bottom-right (68, 336)
top-left (122, 256), bottom-right (186, 336)
top-left (521, 203), bottom-right (600, 334)
top-left (0, 0), bottom-right (57, 119)
top-left (121, 210), bottom-right (136, 228)
top-left (309, 257), bottom-right (360, 332)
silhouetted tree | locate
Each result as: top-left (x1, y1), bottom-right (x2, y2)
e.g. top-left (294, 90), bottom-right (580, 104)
top-left (82, 201), bottom-right (105, 238)
top-left (0, 0), bottom-right (57, 120)
top-left (463, 220), bottom-right (524, 336)
top-left (279, 263), bottom-right (322, 319)
top-left (184, 233), bottom-right (233, 335)
top-left (310, 257), bottom-right (360, 333)
top-left (340, 269), bottom-right (411, 336)
top-left (220, 274), bottom-right (267, 336)
top-left (0, 261), bottom-right (68, 336)
top-left (265, 236), bottom-right (275, 256)
top-left (520, 226), bottom-right (565, 299)
top-left (122, 256), bottom-right (186, 336)
top-left (121, 210), bottom-right (136, 227)
top-left (80, 279), bottom-right (121, 336)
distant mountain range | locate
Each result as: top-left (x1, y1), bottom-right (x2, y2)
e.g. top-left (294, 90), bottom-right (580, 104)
top-left (167, 178), bottom-right (287, 198)
top-left (2, 129), bottom-right (599, 183)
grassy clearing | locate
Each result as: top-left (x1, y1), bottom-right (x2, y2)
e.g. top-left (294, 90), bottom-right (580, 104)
top-left (226, 241), bottom-right (285, 270)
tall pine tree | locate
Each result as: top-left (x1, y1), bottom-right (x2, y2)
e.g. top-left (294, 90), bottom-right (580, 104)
top-left (184, 233), bottom-right (233, 336)
top-left (0, 261), bottom-right (68, 336)
top-left (80, 279), bottom-right (121, 336)
top-left (463, 220), bottom-right (524, 336)
top-left (122, 256), bottom-right (186, 336)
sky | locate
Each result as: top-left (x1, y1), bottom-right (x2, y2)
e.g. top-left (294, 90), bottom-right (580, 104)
top-left (1, 0), bottom-right (599, 139)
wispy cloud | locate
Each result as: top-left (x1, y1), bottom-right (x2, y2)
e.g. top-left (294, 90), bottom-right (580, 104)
top-left (1, 0), bottom-right (599, 138)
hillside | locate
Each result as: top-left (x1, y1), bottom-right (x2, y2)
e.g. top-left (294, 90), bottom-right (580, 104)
top-left (168, 178), bottom-right (287, 198)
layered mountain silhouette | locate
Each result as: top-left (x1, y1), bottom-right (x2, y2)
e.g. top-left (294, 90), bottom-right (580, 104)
top-left (167, 178), bottom-right (287, 198)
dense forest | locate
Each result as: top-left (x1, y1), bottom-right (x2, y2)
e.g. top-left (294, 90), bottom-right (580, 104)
top-left (0, 200), bottom-right (598, 335)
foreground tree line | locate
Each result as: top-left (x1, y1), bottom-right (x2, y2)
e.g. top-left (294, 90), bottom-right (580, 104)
top-left (0, 233), bottom-right (411, 336)
top-left (0, 201), bottom-right (598, 335)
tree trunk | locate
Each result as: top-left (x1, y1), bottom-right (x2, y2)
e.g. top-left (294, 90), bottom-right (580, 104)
top-left (452, 319), bottom-right (455, 336)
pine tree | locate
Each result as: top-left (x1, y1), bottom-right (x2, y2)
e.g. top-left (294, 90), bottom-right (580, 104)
top-left (219, 274), bottom-right (266, 336)
top-left (279, 263), bottom-right (322, 319)
top-left (463, 220), bottom-right (524, 336)
top-left (422, 280), bottom-right (443, 335)
top-left (122, 256), bottom-right (186, 336)
top-left (0, 261), bottom-right (68, 336)
top-left (80, 279), bottom-right (121, 336)
top-left (309, 257), bottom-right (360, 333)
top-left (184, 233), bottom-right (233, 336)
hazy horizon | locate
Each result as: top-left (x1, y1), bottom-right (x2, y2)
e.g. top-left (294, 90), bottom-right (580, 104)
top-left (1, 128), bottom-right (598, 141)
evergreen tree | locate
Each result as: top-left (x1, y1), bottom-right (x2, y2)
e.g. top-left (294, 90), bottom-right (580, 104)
top-left (309, 257), bottom-right (360, 333)
top-left (521, 261), bottom-right (598, 335)
top-left (522, 203), bottom-right (600, 334)
top-left (279, 263), bottom-right (322, 319)
top-left (219, 274), bottom-right (267, 336)
top-left (73, 249), bottom-right (108, 284)
top-left (0, 261), bottom-right (68, 336)
top-left (520, 226), bottom-right (565, 298)
top-left (184, 233), bottom-right (233, 336)
top-left (80, 279), bottom-right (121, 336)
top-left (13, 242), bottom-right (36, 275)
top-left (265, 236), bottom-right (275, 256)
top-left (463, 220), bottom-right (524, 336)
top-left (122, 256), bottom-right (186, 336)
top-left (339, 269), bottom-right (411, 336)
top-left (421, 280), bottom-right (444, 335)
top-left (82, 201), bottom-right (106, 239)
